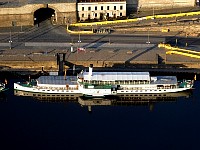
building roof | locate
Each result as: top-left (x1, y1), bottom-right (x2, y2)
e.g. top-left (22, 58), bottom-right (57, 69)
top-left (27, 0), bottom-right (77, 4)
top-left (0, 0), bottom-right (77, 8)
top-left (78, 0), bottom-right (125, 2)
top-left (83, 72), bottom-right (150, 81)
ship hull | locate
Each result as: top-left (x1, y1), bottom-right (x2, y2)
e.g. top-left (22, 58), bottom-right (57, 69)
top-left (14, 83), bottom-right (81, 94)
top-left (14, 82), bottom-right (193, 98)
top-left (80, 87), bottom-right (193, 97)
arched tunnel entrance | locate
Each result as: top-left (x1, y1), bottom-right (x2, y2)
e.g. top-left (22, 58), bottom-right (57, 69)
top-left (34, 8), bottom-right (55, 25)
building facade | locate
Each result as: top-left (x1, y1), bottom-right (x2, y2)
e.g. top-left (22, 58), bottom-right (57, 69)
top-left (77, 0), bottom-right (126, 21)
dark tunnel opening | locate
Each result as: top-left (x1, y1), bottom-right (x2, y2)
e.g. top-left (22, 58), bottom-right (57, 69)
top-left (34, 8), bottom-right (55, 25)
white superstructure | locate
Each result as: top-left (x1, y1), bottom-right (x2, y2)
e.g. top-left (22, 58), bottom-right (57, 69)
top-left (77, 66), bottom-right (194, 97)
top-left (14, 67), bottom-right (194, 98)
top-left (14, 76), bottom-right (81, 94)
top-left (0, 82), bottom-right (5, 92)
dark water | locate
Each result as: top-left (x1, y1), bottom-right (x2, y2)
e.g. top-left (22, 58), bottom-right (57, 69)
top-left (0, 78), bottom-right (200, 150)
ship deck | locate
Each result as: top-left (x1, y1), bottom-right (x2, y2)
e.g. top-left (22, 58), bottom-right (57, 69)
top-left (150, 76), bottom-right (177, 85)
top-left (37, 76), bottom-right (78, 86)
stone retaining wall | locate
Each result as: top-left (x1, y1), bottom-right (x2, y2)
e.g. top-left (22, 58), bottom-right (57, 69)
top-left (0, 3), bottom-right (76, 27)
top-left (138, 0), bottom-right (196, 10)
top-left (0, 61), bottom-right (58, 71)
top-left (1, 59), bottom-right (199, 71)
top-left (115, 24), bottom-right (200, 37)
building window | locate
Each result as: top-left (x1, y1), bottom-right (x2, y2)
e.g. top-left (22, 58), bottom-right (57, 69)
top-left (95, 6), bottom-right (97, 10)
top-left (107, 6), bottom-right (109, 10)
top-left (82, 7), bottom-right (84, 11)
top-left (107, 13), bottom-right (109, 17)
top-left (88, 7), bottom-right (91, 11)
top-left (120, 12), bottom-right (122, 16)
top-left (114, 6), bottom-right (116, 10)
top-left (120, 6), bottom-right (123, 10)
top-left (101, 6), bottom-right (103, 10)
top-left (95, 13), bottom-right (97, 18)
top-left (82, 14), bottom-right (84, 18)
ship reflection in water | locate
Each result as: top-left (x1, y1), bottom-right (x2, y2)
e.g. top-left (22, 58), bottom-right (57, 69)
top-left (14, 90), bottom-right (192, 112)
top-left (0, 92), bottom-right (7, 102)
top-left (78, 92), bottom-right (192, 112)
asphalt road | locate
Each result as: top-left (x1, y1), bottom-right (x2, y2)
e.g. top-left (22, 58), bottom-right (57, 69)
top-left (0, 20), bottom-right (165, 44)
top-left (0, 19), bottom-right (200, 50)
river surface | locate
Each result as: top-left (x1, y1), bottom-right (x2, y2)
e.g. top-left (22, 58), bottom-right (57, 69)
top-left (0, 78), bottom-right (200, 150)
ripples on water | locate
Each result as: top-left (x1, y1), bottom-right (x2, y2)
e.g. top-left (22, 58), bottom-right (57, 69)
top-left (0, 77), bottom-right (200, 150)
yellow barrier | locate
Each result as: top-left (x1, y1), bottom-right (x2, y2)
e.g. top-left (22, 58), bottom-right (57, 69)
top-left (166, 51), bottom-right (200, 59)
top-left (158, 43), bottom-right (200, 58)
top-left (68, 10), bottom-right (200, 31)
top-left (66, 26), bottom-right (93, 34)
top-left (161, 28), bottom-right (169, 32)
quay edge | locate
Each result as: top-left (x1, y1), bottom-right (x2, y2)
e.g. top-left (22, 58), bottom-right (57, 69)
top-left (1, 60), bottom-right (200, 76)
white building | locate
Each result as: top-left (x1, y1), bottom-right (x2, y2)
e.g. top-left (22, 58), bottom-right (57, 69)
top-left (77, 0), bottom-right (126, 21)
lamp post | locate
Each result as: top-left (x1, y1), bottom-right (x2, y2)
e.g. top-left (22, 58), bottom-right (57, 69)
top-left (78, 32), bottom-right (81, 47)
top-left (146, 29), bottom-right (150, 44)
top-left (52, 14), bottom-right (55, 24)
top-left (9, 27), bottom-right (12, 49)
top-left (70, 43), bottom-right (74, 53)
top-left (153, 7), bottom-right (154, 17)
top-left (151, 6), bottom-right (155, 19)
top-left (63, 16), bottom-right (65, 25)
top-left (34, 17), bottom-right (39, 27)
top-left (175, 38), bottom-right (177, 46)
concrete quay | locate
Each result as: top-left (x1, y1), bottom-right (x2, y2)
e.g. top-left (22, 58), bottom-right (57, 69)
top-left (1, 42), bottom-right (200, 74)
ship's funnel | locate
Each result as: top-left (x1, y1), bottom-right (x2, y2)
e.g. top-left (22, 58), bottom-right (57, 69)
top-left (89, 64), bottom-right (93, 76)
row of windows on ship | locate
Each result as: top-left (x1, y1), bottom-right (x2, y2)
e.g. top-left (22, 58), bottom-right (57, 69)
top-left (83, 80), bottom-right (150, 85)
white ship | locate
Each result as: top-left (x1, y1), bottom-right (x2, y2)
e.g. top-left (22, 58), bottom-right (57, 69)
top-left (14, 66), bottom-right (194, 98)
top-left (0, 82), bottom-right (7, 93)
top-left (77, 65), bottom-right (194, 97)
top-left (14, 76), bottom-right (81, 96)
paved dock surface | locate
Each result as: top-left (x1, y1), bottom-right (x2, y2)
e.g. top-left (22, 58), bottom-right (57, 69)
top-left (0, 42), bottom-right (200, 68)
top-left (0, 19), bottom-right (200, 71)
